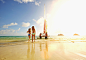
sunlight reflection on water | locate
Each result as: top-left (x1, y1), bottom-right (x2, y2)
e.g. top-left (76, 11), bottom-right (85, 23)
top-left (51, 36), bottom-right (86, 40)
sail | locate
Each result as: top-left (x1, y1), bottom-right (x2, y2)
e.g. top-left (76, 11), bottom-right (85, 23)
top-left (46, 20), bottom-right (47, 33)
top-left (44, 19), bottom-right (46, 33)
top-left (43, 4), bottom-right (47, 33)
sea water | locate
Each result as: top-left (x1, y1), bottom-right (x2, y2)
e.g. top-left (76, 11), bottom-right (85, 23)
top-left (0, 36), bottom-right (38, 41)
top-left (0, 35), bottom-right (86, 41)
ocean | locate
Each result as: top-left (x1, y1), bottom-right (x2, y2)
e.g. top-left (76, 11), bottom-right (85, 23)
top-left (0, 35), bottom-right (86, 41)
top-left (0, 36), bottom-right (38, 41)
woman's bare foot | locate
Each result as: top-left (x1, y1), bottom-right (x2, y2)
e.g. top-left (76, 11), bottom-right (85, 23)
top-left (28, 40), bottom-right (30, 42)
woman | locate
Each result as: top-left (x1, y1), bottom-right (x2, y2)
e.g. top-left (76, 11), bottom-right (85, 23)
top-left (27, 28), bottom-right (31, 42)
top-left (32, 26), bottom-right (36, 43)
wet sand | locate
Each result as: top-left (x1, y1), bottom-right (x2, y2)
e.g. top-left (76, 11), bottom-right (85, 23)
top-left (0, 39), bottom-right (86, 60)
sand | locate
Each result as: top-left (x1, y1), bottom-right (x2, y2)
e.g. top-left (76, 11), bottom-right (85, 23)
top-left (0, 39), bottom-right (86, 60)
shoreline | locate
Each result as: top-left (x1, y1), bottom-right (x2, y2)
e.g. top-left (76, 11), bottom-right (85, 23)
top-left (0, 39), bottom-right (52, 43)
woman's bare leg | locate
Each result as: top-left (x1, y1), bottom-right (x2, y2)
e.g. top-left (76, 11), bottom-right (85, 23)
top-left (34, 35), bottom-right (35, 42)
top-left (32, 35), bottom-right (33, 43)
top-left (28, 36), bottom-right (29, 42)
top-left (29, 35), bottom-right (31, 41)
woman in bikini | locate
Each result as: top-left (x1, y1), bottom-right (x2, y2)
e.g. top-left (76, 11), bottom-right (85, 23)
top-left (27, 28), bottom-right (31, 42)
top-left (32, 26), bottom-right (36, 43)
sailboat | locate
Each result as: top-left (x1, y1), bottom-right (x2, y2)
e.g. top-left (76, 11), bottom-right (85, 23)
top-left (37, 4), bottom-right (48, 39)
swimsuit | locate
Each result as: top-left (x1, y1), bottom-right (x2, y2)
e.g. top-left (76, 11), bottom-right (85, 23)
top-left (28, 34), bottom-right (30, 36)
top-left (32, 33), bottom-right (35, 35)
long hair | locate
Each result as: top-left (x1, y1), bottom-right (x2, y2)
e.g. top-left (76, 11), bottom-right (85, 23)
top-left (28, 28), bottom-right (31, 32)
top-left (32, 26), bottom-right (35, 32)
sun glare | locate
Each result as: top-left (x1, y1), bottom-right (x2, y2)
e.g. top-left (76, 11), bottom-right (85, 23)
top-left (47, 0), bottom-right (86, 36)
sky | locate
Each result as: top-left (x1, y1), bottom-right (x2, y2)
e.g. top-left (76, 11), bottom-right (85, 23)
top-left (0, 0), bottom-right (86, 36)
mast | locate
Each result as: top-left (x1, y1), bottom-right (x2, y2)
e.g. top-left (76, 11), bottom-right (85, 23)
top-left (44, 4), bottom-right (46, 34)
top-left (44, 4), bottom-right (45, 19)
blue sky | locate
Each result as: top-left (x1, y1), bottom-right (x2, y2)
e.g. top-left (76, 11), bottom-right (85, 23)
top-left (0, 0), bottom-right (86, 36)
top-left (0, 0), bottom-right (52, 36)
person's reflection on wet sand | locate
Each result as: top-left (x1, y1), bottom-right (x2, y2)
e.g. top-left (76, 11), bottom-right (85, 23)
top-left (39, 42), bottom-right (49, 59)
top-left (27, 43), bottom-right (30, 59)
top-left (45, 42), bottom-right (48, 51)
top-left (27, 43), bottom-right (35, 60)
top-left (44, 42), bottom-right (49, 59)
top-left (31, 43), bottom-right (35, 60)
top-left (40, 43), bottom-right (42, 51)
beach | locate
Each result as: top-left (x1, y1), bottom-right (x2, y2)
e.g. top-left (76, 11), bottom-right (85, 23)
top-left (1, 0), bottom-right (86, 60)
top-left (0, 39), bottom-right (86, 60)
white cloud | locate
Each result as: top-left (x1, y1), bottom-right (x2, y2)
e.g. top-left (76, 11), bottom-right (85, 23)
top-left (14, 0), bottom-right (41, 6)
top-left (14, 0), bottom-right (34, 3)
top-left (0, 28), bottom-right (26, 36)
top-left (14, 0), bottom-right (22, 3)
top-left (33, 17), bottom-right (44, 26)
top-left (16, 28), bottom-right (21, 33)
top-left (10, 29), bottom-right (15, 32)
top-left (33, 19), bottom-right (36, 22)
top-left (33, 14), bottom-right (52, 26)
top-left (35, 1), bottom-right (41, 6)
top-left (22, 0), bottom-right (34, 3)
top-left (0, 0), bottom-right (5, 3)
top-left (0, 28), bottom-right (24, 36)
top-left (22, 22), bottom-right (30, 27)
top-left (17, 28), bottom-right (21, 31)
top-left (3, 23), bottom-right (18, 28)
top-left (0, 29), bottom-right (15, 34)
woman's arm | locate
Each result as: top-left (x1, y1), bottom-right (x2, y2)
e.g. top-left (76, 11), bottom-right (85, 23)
top-left (27, 31), bottom-right (28, 33)
top-left (35, 30), bottom-right (36, 35)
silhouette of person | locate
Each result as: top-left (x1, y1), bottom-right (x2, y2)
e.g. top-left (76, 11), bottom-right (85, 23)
top-left (39, 33), bottom-right (42, 39)
top-left (45, 32), bottom-right (48, 39)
